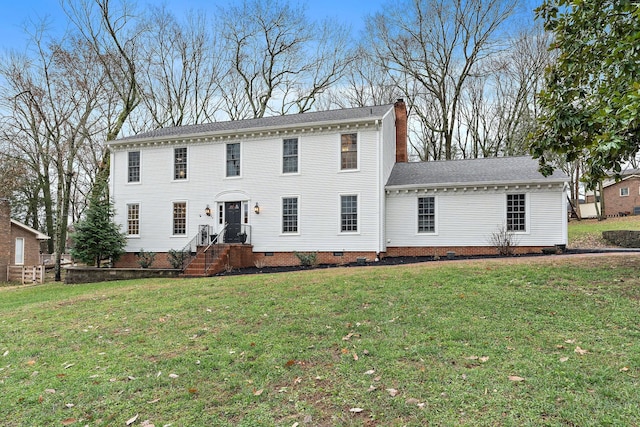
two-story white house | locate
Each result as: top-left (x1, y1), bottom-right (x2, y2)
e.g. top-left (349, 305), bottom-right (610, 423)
top-left (108, 100), bottom-right (568, 274)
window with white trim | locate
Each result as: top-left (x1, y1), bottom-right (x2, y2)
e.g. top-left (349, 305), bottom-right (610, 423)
top-left (15, 237), bottom-right (24, 265)
top-left (128, 151), bottom-right (140, 183)
top-left (173, 202), bottom-right (186, 235)
top-left (506, 194), bottom-right (526, 232)
top-left (340, 195), bottom-right (358, 232)
top-left (127, 203), bottom-right (140, 236)
top-left (283, 138), bottom-right (298, 174)
top-left (226, 143), bottom-right (240, 177)
top-left (340, 133), bottom-right (357, 170)
top-left (418, 197), bottom-right (435, 233)
top-left (282, 197), bottom-right (298, 233)
top-left (620, 187), bottom-right (629, 196)
top-left (174, 147), bottom-right (187, 180)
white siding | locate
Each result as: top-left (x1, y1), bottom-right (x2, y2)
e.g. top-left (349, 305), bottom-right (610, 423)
top-left (385, 186), bottom-right (568, 247)
top-left (112, 125), bottom-right (387, 253)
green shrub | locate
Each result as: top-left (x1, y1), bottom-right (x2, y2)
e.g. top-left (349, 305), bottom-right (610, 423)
top-left (294, 251), bottom-right (318, 267)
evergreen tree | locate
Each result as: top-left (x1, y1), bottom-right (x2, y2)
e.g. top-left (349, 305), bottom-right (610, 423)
top-left (70, 181), bottom-right (126, 267)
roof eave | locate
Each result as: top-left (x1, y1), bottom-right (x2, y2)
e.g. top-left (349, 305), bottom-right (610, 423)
top-left (385, 178), bottom-right (569, 191)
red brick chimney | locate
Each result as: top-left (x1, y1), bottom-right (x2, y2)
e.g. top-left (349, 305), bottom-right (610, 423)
top-left (394, 99), bottom-right (408, 163)
top-left (0, 198), bottom-right (10, 281)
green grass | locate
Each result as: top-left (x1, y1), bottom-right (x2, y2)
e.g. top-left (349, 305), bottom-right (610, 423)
top-left (1, 256), bottom-right (640, 426)
top-left (568, 215), bottom-right (640, 242)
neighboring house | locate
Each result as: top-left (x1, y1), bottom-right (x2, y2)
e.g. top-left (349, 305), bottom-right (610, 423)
top-left (108, 100), bottom-right (568, 274)
top-left (584, 169), bottom-right (640, 217)
top-left (0, 198), bottom-right (50, 282)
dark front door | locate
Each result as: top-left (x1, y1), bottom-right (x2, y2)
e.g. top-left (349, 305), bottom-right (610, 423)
top-left (225, 202), bottom-right (242, 243)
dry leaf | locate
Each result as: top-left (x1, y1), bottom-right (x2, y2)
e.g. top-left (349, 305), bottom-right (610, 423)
top-left (479, 356), bottom-right (489, 363)
top-left (65, 403), bottom-right (74, 408)
top-left (406, 398), bottom-right (420, 405)
top-left (126, 413), bottom-right (139, 425)
top-left (2, 350), bottom-right (8, 357)
top-left (45, 389), bottom-right (56, 394)
top-left (620, 366), bottom-right (630, 372)
top-left (386, 388), bottom-right (398, 397)
top-left (508, 375), bottom-right (525, 382)
top-left (147, 398), bottom-right (160, 404)
top-left (353, 352), bottom-right (359, 361)
top-left (349, 407), bottom-right (364, 413)
top-left (342, 332), bottom-right (354, 341)
top-left (27, 360), bottom-right (36, 366)
top-left (188, 388), bottom-right (198, 394)
top-left (465, 356), bottom-right (479, 360)
top-left (140, 421), bottom-right (155, 427)
top-left (168, 373), bottom-right (179, 378)
top-left (559, 357), bottom-right (569, 363)
top-left (574, 346), bottom-right (588, 355)
top-left (367, 385), bottom-right (377, 392)
top-left (293, 377), bottom-right (302, 384)
top-left (565, 339), bottom-right (575, 344)
top-left (61, 418), bottom-right (76, 426)
top-left (253, 389), bottom-right (264, 396)
top-left (291, 423), bottom-right (299, 427)
top-left (364, 369), bottom-right (375, 375)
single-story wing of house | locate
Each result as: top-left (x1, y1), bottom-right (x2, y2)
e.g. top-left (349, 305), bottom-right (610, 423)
top-left (107, 100), bottom-right (568, 274)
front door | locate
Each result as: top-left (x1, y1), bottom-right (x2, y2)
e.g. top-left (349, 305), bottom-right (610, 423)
top-left (225, 201), bottom-right (242, 243)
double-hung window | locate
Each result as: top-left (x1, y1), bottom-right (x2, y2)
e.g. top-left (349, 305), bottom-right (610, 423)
top-left (283, 138), bottom-right (298, 174)
top-left (173, 202), bottom-right (186, 235)
top-left (506, 194), bottom-right (526, 232)
top-left (340, 195), bottom-right (358, 232)
top-left (127, 203), bottom-right (140, 236)
top-left (174, 147), bottom-right (187, 180)
top-left (340, 133), bottom-right (357, 170)
top-left (282, 197), bottom-right (298, 233)
top-left (620, 187), bottom-right (629, 197)
top-left (226, 143), bottom-right (241, 177)
top-left (418, 197), bottom-right (435, 233)
top-left (128, 151), bottom-right (140, 183)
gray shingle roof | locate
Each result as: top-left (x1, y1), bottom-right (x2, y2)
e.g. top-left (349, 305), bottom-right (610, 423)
top-left (386, 156), bottom-right (568, 188)
top-left (114, 104), bottom-right (394, 144)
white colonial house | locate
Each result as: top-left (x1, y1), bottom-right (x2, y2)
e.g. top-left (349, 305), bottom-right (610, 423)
top-left (108, 100), bottom-right (568, 274)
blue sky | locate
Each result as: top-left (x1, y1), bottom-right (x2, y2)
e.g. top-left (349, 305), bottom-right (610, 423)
top-left (0, 0), bottom-right (390, 50)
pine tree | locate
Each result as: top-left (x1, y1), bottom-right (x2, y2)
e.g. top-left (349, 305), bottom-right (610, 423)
top-left (70, 181), bottom-right (126, 267)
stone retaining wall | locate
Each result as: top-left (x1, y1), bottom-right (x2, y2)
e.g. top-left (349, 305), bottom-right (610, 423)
top-left (64, 267), bottom-right (181, 284)
top-left (602, 230), bottom-right (640, 248)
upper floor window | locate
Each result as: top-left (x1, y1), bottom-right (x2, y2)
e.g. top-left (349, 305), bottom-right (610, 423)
top-left (283, 138), bottom-right (298, 174)
top-left (226, 143), bottom-right (240, 177)
top-left (282, 197), bottom-right (298, 233)
top-left (173, 202), bottom-right (187, 235)
top-left (620, 187), bottom-right (629, 197)
top-left (128, 151), bottom-right (140, 183)
top-left (341, 133), bottom-right (357, 170)
top-left (174, 147), bottom-right (187, 180)
top-left (418, 197), bottom-right (435, 233)
top-left (340, 195), bottom-right (358, 232)
top-left (506, 194), bottom-right (526, 232)
top-left (127, 203), bottom-right (140, 236)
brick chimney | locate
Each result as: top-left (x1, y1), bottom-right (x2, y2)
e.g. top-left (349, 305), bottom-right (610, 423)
top-left (394, 99), bottom-right (408, 163)
top-left (0, 198), bottom-right (10, 281)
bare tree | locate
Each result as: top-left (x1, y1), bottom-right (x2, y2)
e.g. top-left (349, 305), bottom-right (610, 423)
top-left (0, 27), bottom-right (107, 280)
top-left (366, 0), bottom-right (518, 160)
top-left (216, 0), bottom-right (353, 119)
top-left (135, 6), bottom-right (224, 130)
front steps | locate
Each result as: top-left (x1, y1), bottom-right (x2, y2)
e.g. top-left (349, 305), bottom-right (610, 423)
top-left (181, 244), bottom-right (253, 277)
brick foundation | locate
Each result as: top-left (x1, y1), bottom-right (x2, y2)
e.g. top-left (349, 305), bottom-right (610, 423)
top-left (384, 246), bottom-right (549, 258)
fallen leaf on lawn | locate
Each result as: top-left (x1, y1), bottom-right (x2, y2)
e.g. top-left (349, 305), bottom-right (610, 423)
top-left (353, 352), bottom-right (359, 361)
top-left (253, 389), bottom-right (264, 396)
top-left (2, 350), bottom-right (8, 357)
top-left (559, 357), bottom-right (569, 363)
top-left (45, 389), bottom-right (56, 394)
top-left (479, 356), bottom-right (490, 362)
top-left (574, 346), bottom-right (588, 355)
top-left (168, 373), bottom-right (179, 378)
top-left (508, 375), bottom-right (525, 382)
top-left (342, 332), bottom-right (354, 341)
top-left (565, 339), bottom-right (575, 344)
top-left (147, 398), bottom-right (160, 404)
top-left (27, 360), bottom-right (36, 366)
top-left (188, 388), bottom-right (198, 394)
top-left (620, 366), bottom-right (630, 372)
top-left (303, 415), bottom-right (312, 423)
top-left (126, 413), bottom-right (139, 425)
top-left (291, 423), bottom-right (299, 427)
top-left (156, 371), bottom-right (162, 377)
top-left (293, 377), bottom-right (302, 384)
top-left (364, 369), bottom-right (375, 375)
top-left (127, 376), bottom-right (136, 381)
top-left (406, 398), bottom-right (420, 405)
top-left (386, 388), bottom-right (398, 397)
top-left (65, 403), bottom-right (74, 408)
top-left (349, 408), bottom-right (364, 413)
top-left (61, 418), bottom-right (76, 426)
top-left (63, 363), bottom-right (75, 369)
top-left (341, 348), bottom-right (349, 354)
top-left (373, 376), bottom-right (381, 381)
top-left (367, 385), bottom-right (377, 392)
top-left (465, 356), bottom-right (479, 360)
top-left (285, 359), bottom-right (295, 367)
top-left (140, 421), bottom-right (155, 427)
top-left (556, 345), bottom-right (565, 349)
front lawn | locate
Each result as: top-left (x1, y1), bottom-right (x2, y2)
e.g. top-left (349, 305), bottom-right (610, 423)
top-left (1, 255), bottom-right (639, 426)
